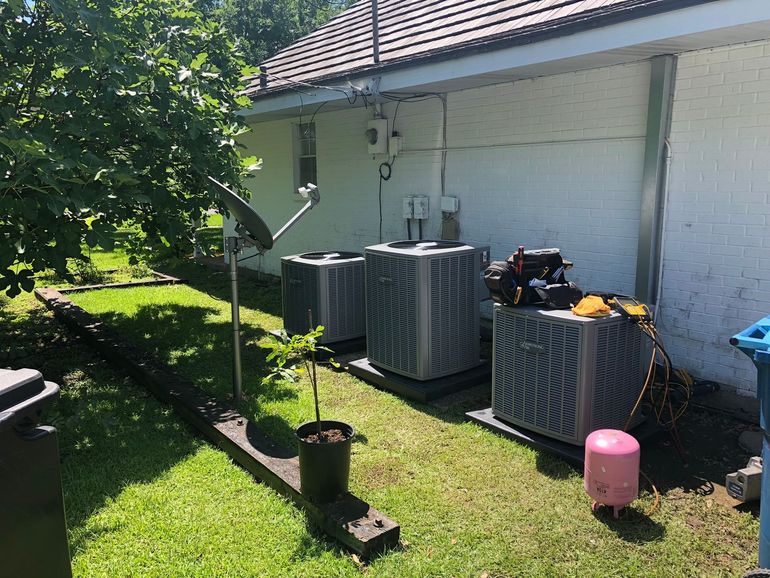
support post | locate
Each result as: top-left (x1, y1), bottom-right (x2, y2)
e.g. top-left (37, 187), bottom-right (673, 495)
top-left (635, 54), bottom-right (677, 303)
top-left (226, 237), bottom-right (243, 402)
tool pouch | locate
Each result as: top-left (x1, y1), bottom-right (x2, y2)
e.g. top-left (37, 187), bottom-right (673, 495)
top-left (532, 282), bottom-right (584, 310)
top-left (484, 248), bottom-right (581, 308)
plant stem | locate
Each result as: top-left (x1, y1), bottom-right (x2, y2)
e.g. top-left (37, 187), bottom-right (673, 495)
top-left (311, 344), bottom-right (321, 437)
top-left (308, 308), bottom-right (322, 438)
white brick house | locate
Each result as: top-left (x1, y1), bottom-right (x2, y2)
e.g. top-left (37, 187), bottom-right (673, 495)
top-left (227, 0), bottom-right (770, 396)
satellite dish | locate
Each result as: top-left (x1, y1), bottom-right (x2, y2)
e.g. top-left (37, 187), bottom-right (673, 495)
top-left (208, 177), bottom-right (273, 251)
top-left (206, 175), bottom-right (321, 402)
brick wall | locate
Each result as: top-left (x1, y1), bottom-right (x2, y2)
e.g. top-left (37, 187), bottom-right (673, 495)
top-left (659, 39), bottom-right (770, 395)
top-left (237, 61), bottom-right (651, 303)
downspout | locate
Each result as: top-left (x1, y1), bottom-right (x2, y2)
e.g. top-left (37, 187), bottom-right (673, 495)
top-left (653, 138), bottom-right (673, 322)
top-left (635, 54), bottom-right (677, 305)
top-left (371, 0), bottom-right (380, 63)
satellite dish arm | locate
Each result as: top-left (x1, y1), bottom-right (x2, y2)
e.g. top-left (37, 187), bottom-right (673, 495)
top-left (208, 176), bottom-right (320, 249)
top-left (272, 184), bottom-right (320, 245)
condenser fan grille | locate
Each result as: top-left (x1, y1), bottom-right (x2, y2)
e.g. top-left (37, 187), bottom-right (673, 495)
top-left (592, 323), bottom-right (644, 430)
top-left (493, 311), bottom-right (580, 438)
top-left (281, 255), bottom-right (365, 344)
top-left (387, 240), bottom-right (465, 251)
top-left (299, 251), bottom-right (361, 260)
top-left (326, 264), bottom-right (365, 340)
top-left (429, 253), bottom-right (477, 376)
top-left (282, 262), bottom-right (321, 335)
top-left (492, 306), bottom-right (646, 445)
top-left (366, 253), bottom-right (418, 375)
top-left (365, 242), bottom-right (483, 380)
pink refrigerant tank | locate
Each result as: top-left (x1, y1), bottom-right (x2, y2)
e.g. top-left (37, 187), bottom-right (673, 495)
top-left (584, 429), bottom-right (640, 518)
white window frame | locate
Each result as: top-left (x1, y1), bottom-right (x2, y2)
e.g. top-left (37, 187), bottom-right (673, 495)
top-left (293, 121), bottom-right (317, 192)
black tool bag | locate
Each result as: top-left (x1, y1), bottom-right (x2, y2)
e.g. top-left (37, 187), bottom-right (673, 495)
top-left (484, 261), bottom-right (518, 305)
top-left (484, 247), bottom-right (582, 309)
top-left (532, 282), bottom-right (584, 309)
top-left (510, 248), bottom-right (569, 286)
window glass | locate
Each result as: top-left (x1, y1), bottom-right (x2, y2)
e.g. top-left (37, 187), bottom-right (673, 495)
top-left (296, 122), bottom-right (317, 188)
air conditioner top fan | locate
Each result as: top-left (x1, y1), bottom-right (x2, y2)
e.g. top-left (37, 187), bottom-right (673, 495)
top-left (370, 239), bottom-right (472, 256)
top-left (297, 251), bottom-right (362, 262)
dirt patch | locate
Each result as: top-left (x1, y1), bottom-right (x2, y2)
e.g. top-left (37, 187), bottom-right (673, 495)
top-left (642, 406), bottom-right (760, 509)
top-left (303, 428), bottom-right (348, 444)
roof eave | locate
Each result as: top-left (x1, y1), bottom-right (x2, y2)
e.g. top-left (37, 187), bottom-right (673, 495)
top-left (241, 0), bottom-right (770, 119)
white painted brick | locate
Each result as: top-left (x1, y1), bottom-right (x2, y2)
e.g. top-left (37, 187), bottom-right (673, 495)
top-left (660, 38), bottom-right (770, 395)
top-left (724, 69), bottom-right (760, 84)
top-left (729, 45), bottom-right (766, 60)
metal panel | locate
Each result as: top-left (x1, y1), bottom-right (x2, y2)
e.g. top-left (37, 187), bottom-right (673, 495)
top-left (325, 263), bottom-right (366, 341)
top-left (492, 306), bottom-right (581, 440)
top-left (428, 252), bottom-right (478, 376)
top-left (635, 54), bottom-right (677, 303)
top-left (282, 260), bottom-right (321, 336)
top-left (366, 241), bottom-right (483, 380)
top-left (243, 0), bottom-right (691, 97)
top-left (366, 252), bottom-right (418, 375)
top-left (590, 321), bottom-right (644, 432)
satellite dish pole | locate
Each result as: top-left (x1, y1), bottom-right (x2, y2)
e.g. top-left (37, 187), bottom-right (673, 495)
top-left (207, 176), bottom-right (320, 402)
top-left (225, 234), bottom-right (245, 402)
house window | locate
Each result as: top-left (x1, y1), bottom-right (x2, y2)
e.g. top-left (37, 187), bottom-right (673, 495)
top-left (295, 122), bottom-right (317, 188)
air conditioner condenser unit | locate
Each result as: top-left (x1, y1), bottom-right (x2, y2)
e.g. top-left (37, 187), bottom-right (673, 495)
top-left (365, 240), bottom-right (489, 381)
top-left (281, 251), bottom-right (365, 344)
top-left (491, 304), bottom-right (646, 445)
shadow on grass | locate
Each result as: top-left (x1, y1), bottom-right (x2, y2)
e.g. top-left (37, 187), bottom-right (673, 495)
top-left (71, 299), bottom-right (309, 457)
top-left (160, 260), bottom-right (283, 318)
top-left (87, 302), bottom-right (294, 404)
top-left (2, 298), bottom-right (360, 566)
top-left (0, 302), bottom-right (200, 553)
top-left (592, 504), bottom-right (666, 544)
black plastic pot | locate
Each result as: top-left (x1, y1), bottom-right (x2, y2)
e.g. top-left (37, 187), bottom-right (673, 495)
top-left (296, 420), bottom-right (354, 503)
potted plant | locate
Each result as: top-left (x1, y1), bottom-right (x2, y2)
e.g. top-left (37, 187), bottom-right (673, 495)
top-left (262, 311), bottom-right (354, 503)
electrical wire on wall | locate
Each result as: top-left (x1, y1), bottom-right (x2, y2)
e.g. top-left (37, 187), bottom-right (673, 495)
top-left (378, 161), bottom-right (391, 243)
top-left (379, 91), bottom-right (447, 196)
top-left (261, 70), bottom-right (452, 244)
top-left (263, 71), bottom-right (359, 105)
top-left (374, 91), bottom-right (448, 242)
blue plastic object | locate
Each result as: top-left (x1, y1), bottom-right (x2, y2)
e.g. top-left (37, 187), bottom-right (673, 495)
top-left (732, 315), bottom-right (770, 569)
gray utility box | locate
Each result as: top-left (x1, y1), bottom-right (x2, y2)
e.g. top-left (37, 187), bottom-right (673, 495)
top-left (281, 251), bottom-right (366, 344)
top-left (492, 305), bottom-right (646, 445)
top-left (0, 368), bottom-right (72, 577)
top-left (364, 240), bottom-right (489, 381)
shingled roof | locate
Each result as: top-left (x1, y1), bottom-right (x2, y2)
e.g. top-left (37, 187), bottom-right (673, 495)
top-left (243, 0), bottom-right (714, 98)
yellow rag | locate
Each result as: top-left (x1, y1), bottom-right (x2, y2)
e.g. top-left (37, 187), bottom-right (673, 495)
top-left (572, 295), bottom-right (612, 317)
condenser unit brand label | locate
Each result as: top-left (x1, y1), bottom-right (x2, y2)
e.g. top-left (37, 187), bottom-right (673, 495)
top-left (518, 340), bottom-right (546, 354)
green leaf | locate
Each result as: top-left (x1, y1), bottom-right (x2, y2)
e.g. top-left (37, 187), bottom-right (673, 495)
top-left (241, 155), bottom-right (263, 172)
top-left (84, 230), bottom-right (98, 248)
top-left (191, 52), bottom-right (208, 70)
top-left (6, 0), bottom-right (24, 16)
top-left (0, 0), bottom-right (253, 298)
top-left (18, 270), bottom-right (34, 293)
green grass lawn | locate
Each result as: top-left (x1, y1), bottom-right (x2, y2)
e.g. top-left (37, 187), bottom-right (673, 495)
top-left (34, 260), bottom-right (756, 578)
top-left (30, 223), bottom-right (223, 290)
